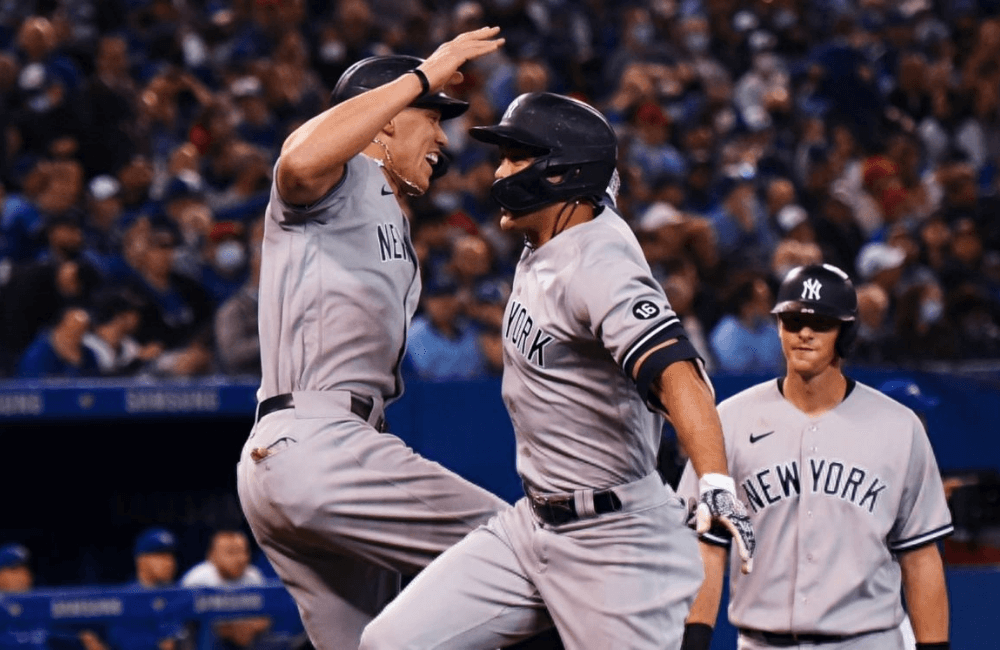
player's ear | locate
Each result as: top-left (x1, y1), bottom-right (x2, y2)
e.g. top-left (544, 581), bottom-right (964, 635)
top-left (383, 119), bottom-right (397, 137)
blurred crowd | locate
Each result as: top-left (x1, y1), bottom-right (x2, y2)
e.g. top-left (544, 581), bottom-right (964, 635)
top-left (0, 529), bottom-right (299, 650)
top-left (1, 0), bottom-right (999, 381)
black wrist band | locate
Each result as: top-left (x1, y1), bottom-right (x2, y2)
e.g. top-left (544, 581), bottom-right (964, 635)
top-left (680, 622), bottom-right (713, 650)
top-left (916, 643), bottom-right (949, 649)
top-left (410, 69), bottom-right (430, 97)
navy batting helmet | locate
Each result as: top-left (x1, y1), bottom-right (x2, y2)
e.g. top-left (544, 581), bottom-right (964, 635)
top-left (330, 55), bottom-right (469, 121)
top-left (468, 92), bottom-right (618, 212)
top-left (772, 263), bottom-right (859, 357)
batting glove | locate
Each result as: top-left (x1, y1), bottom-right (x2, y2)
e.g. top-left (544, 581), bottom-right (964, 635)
top-left (696, 473), bottom-right (755, 574)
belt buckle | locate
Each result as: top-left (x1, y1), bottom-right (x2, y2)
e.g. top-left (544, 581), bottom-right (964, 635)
top-left (531, 494), bottom-right (575, 525)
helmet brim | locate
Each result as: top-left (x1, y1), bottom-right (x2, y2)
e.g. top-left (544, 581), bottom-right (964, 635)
top-left (469, 124), bottom-right (551, 155)
top-left (413, 93), bottom-right (469, 121)
top-left (771, 300), bottom-right (856, 321)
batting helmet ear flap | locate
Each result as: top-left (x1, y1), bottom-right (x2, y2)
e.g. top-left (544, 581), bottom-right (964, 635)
top-left (836, 319), bottom-right (859, 359)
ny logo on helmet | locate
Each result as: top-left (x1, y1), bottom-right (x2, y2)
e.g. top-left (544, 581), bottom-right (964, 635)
top-left (801, 278), bottom-right (822, 301)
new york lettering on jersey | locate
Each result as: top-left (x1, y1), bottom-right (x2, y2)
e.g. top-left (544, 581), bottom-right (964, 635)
top-left (503, 299), bottom-right (554, 366)
top-left (739, 456), bottom-right (888, 514)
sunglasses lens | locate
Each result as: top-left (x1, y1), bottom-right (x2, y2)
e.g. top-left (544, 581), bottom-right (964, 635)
top-left (780, 315), bottom-right (840, 332)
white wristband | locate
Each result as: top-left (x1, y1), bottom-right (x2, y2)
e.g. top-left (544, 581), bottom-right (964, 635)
top-left (699, 473), bottom-right (736, 495)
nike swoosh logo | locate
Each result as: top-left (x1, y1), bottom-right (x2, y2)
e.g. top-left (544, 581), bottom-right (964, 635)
top-left (381, 186), bottom-right (393, 196)
top-left (750, 431), bottom-right (775, 443)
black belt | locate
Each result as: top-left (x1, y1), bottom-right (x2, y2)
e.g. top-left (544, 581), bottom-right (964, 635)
top-left (739, 629), bottom-right (851, 646)
top-left (256, 393), bottom-right (384, 431)
top-left (526, 486), bottom-right (622, 526)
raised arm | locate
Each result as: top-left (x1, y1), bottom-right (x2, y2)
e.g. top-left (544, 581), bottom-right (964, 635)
top-left (277, 27), bottom-right (504, 206)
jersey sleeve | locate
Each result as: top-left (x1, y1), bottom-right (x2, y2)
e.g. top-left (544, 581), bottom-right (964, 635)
top-left (270, 156), bottom-right (355, 224)
top-left (565, 236), bottom-right (700, 389)
top-left (888, 412), bottom-right (954, 552)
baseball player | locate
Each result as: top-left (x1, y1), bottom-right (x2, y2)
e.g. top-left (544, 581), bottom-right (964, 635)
top-left (359, 92), bottom-right (755, 650)
top-left (235, 28), bottom-right (522, 650)
top-left (678, 263), bottom-right (953, 650)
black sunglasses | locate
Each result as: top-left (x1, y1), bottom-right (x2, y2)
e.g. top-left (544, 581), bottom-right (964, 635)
top-left (778, 313), bottom-right (842, 333)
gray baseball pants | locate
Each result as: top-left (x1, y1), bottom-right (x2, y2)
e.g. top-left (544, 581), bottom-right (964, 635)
top-left (360, 472), bottom-right (703, 650)
top-left (236, 390), bottom-right (509, 649)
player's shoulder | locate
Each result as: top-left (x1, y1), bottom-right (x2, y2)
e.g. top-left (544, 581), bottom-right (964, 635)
top-left (563, 208), bottom-right (647, 272)
top-left (718, 379), bottom-right (781, 415)
top-left (848, 380), bottom-right (922, 420)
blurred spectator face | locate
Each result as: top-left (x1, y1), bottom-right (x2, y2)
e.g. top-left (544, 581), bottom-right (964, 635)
top-left (209, 532), bottom-right (252, 582)
top-left (37, 161), bottom-right (84, 216)
top-left (425, 292), bottom-right (462, 331)
top-left (887, 223), bottom-right (920, 263)
top-left (634, 102), bottom-right (670, 145)
top-left (0, 565), bottom-right (32, 592)
top-left (137, 552), bottom-right (177, 587)
top-left (743, 278), bottom-right (773, 322)
top-left (96, 36), bottom-right (129, 78)
top-left (920, 216), bottom-right (951, 251)
top-left (856, 283), bottom-right (889, 332)
top-left (47, 217), bottom-right (84, 258)
top-left (681, 124), bottom-right (715, 162)
top-left (725, 182), bottom-right (756, 219)
top-left (679, 15), bottom-right (711, 55)
top-left (56, 260), bottom-right (83, 297)
top-left (275, 30), bottom-right (309, 67)
top-left (821, 196), bottom-right (853, 225)
top-left (771, 239), bottom-right (821, 281)
top-left (169, 143), bottom-right (202, 177)
top-left (942, 163), bottom-right (978, 208)
top-left (144, 229), bottom-right (178, 276)
top-left (451, 235), bottom-right (491, 281)
top-left (16, 17), bottom-right (55, 61)
top-left (897, 52), bottom-right (927, 92)
top-left (766, 177), bottom-right (795, 217)
top-left (622, 6), bottom-right (656, 51)
top-left (140, 76), bottom-right (178, 125)
top-left (662, 275), bottom-right (694, 316)
top-left (951, 219), bottom-right (983, 266)
top-left (452, 1), bottom-right (485, 34)
top-left (917, 282), bottom-right (946, 329)
top-left (207, 222), bottom-right (248, 278)
top-left (172, 200), bottom-right (213, 242)
top-left (878, 179), bottom-right (910, 222)
top-left (339, 0), bottom-right (373, 47)
top-left (515, 60), bottom-right (549, 95)
top-left (58, 307), bottom-right (91, 345)
top-left (0, 52), bottom-right (17, 92)
top-left (118, 157), bottom-right (154, 202)
top-left (88, 176), bottom-right (124, 232)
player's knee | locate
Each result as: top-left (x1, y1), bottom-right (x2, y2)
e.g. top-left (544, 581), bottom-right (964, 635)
top-left (359, 616), bottom-right (409, 650)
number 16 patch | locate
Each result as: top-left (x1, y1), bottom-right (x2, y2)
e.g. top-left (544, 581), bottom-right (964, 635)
top-left (632, 300), bottom-right (661, 320)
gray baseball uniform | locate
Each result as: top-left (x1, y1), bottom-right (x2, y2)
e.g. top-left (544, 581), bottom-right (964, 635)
top-left (678, 379), bottom-right (953, 649)
top-left (236, 154), bottom-right (508, 649)
top-left (361, 207), bottom-right (704, 650)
